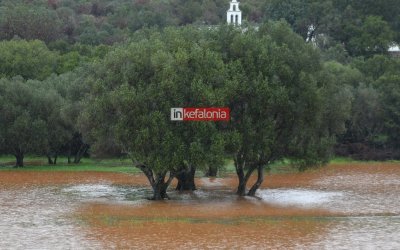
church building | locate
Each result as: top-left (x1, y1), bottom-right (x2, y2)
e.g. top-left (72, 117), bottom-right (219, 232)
top-left (227, 0), bottom-right (242, 25)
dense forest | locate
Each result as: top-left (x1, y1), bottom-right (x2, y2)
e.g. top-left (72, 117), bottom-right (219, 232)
top-left (1, 0), bottom-right (400, 199)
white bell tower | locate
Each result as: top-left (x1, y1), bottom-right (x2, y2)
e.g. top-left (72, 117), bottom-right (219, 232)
top-left (227, 0), bottom-right (242, 25)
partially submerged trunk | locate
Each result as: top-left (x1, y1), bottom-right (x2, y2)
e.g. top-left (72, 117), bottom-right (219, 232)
top-left (176, 166), bottom-right (196, 191)
top-left (152, 175), bottom-right (170, 200)
top-left (235, 158), bottom-right (246, 196)
top-left (136, 163), bottom-right (175, 200)
top-left (234, 153), bottom-right (267, 197)
top-left (247, 165), bottom-right (264, 196)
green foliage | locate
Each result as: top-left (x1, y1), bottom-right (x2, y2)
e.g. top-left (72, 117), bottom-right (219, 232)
top-left (0, 156), bottom-right (140, 173)
top-left (265, 0), bottom-right (336, 40)
top-left (375, 73), bottom-right (400, 147)
top-left (0, 40), bottom-right (110, 80)
top-left (265, 0), bottom-right (399, 57)
top-left (0, 0), bottom-right (398, 56)
top-left (81, 26), bottom-right (227, 176)
top-left (0, 40), bottom-right (58, 80)
top-left (0, 3), bottom-right (62, 42)
top-left (0, 77), bottom-right (69, 164)
top-left (347, 16), bottom-right (394, 56)
top-left (0, 39), bottom-right (88, 80)
top-left (348, 83), bottom-right (384, 144)
top-left (336, 56), bottom-right (400, 158)
top-left (217, 22), bottom-right (346, 171)
top-left (0, 0), bottom-right (400, 188)
top-left (352, 55), bottom-right (400, 80)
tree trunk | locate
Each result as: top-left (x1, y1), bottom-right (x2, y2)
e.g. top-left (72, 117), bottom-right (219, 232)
top-left (47, 155), bottom-right (54, 165)
top-left (205, 165), bottom-right (218, 177)
top-left (247, 165), bottom-right (264, 196)
top-left (14, 150), bottom-right (24, 168)
top-left (136, 163), bottom-right (175, 201)
top-left (235, 156), bottom-right (246, 196)
top-left (47, 152), bottom-right (59, 165)
top-left (74, 144), bottom-right (88, 164)
top-left (235, 154), bottom-right (259, 196)
top-left (176, 166), bottom-right (196, 191)
top-left (67, 144), bottom-right (72, 164)
top-left (152, 179), bottom-right (169, 200)
top-left (237, 173), bottom-right (246, 196)
top-left (151, 171), bottom-right (175, 200)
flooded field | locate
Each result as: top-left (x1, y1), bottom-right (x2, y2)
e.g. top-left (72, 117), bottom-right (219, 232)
top-left (0, 163), bottom-right (399, 249)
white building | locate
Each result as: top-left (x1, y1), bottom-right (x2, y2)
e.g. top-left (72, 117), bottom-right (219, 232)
top-left (227, 0), bottom-right (242, 25)
top-left (389, 44), bottom-right (400, 57)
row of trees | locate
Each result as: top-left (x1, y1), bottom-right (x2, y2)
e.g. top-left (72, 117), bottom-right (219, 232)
top-left (0, 0), bottom-right (266, 45)
top-left (0, 1), bottom-right (399, 199)
top-left (1, 0), bottom-right (398, 55)
top-left (1, 23), bottom-right (354, 199)
top-left (0, 71), bottom-right (90, 167)
top-left (79, 23), bottom-right (350, 199)
top-left (266, 0), bottom-right (400, 57)
top-left (334, 56), bottom-right (400, 159)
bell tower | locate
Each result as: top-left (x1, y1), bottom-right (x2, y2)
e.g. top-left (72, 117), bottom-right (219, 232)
top-left (227, 0), bottom-right (242, 25)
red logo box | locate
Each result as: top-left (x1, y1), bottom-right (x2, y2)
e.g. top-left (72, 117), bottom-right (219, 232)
top-left (171, 108), bottom-right (230, 121)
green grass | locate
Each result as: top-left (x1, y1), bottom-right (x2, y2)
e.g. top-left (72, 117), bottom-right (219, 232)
top-left (330, 156), bottom-right (400, 164)
top-left (1, 155), bottom-right (392, 175)
top-left (329, 157), bottom-right (362, 164)
top-left (0, 155), bottom-right (140, 174)
top-left (222, 158), bottom-right (297, 175)
top-left (221, 156), bottom-right (390, 175)
top-left (5, 165), bottom-right (140, 173)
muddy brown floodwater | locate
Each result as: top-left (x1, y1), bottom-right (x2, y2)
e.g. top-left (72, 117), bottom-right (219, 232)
top-left (0, 163), bottom-right (400, 249)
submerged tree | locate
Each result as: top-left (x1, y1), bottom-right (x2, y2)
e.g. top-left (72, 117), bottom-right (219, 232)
top-left (81, 23), bottom-right (351, 199)
top-left (81, 27), bottom-right (226, 199)
top-left (217, 22), bottom-right (351, 196)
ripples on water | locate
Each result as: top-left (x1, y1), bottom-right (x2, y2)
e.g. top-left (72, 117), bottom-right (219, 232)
top-left (0, 169), bottom-right (399, 249)
top-left (258, 189), bottom-right (344, 208)
top-left (0, 187), bottom-right (101, 250)
top-left (315, 173), bottom-right (400, 214)
top-left (312, 216), bottom-right (400, 250)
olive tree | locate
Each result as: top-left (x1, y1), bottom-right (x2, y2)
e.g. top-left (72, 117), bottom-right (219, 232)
top-left (0, 40), bottom-right (59, 80)
top-left (0, 4), bottom-right (62, 42)
top-left (0, 77), bottom-right (67, 167)
top-left (81, 27), bottom-right (226, 199)
top-left (216, 22), bottom-right (351, 196)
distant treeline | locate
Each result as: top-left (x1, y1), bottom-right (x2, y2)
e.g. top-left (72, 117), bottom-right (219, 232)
top-left (0, 0), bottom-right (398, 52)
top-left (0, 0), bottom-right (400, 168)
